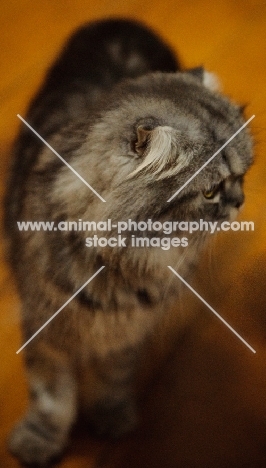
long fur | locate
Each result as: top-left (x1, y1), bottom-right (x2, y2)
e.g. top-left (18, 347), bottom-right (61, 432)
top-left (4, 18), bottom-right (253, 467)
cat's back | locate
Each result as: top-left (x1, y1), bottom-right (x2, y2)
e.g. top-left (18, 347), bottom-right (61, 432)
top-left (4, 19), bottom-right (179, 246)
top-left (43, 18), bottom-right (179, 91)
top-left (26, 18), bottom-right (180, 128)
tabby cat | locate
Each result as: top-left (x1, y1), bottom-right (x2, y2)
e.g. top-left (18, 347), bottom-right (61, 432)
top-left (4, 18), bottom-right (253, 466)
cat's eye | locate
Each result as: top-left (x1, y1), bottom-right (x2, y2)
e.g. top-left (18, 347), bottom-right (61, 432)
top-left (202, 183), bottom-right (221, 200)
top-left (203, 188), bottom-right (216, 199)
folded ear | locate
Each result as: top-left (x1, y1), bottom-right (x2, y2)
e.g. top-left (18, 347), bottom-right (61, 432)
top-left (186, 66), bottom-right (205, 80)
top-left (135, 125), bottom-right (153, 157)
top-left (127, 125), bottom-right (193, 180)
top-left (187, 66), bottom-right (221, 92)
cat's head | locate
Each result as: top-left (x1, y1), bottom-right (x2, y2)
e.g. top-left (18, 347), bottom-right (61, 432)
top-left (82, 69), bottom-right (253, 227)
top-left (46, 68), bottom-right (254, 278)
top-left (51, 68), bottom-right (253, 233)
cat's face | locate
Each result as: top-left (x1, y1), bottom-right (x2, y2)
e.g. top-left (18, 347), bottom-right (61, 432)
top-left (82, 70), bottom-right (253, 228)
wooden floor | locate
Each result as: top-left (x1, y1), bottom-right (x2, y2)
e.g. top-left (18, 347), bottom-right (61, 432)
top-left (1, 0), bottom-right (266, 467)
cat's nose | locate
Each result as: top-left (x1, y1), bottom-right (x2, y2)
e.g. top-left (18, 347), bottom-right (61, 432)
top-left (235, 192), bottom-right (245, 208)
top-left (225, 188), bottom-right (245, 209)
top-left (231, 193), bottom-right (245, 210)
top-left (234, 199), bottom-right (244, 209)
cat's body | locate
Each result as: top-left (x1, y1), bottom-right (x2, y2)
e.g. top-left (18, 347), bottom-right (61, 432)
top-left (5, 19), bottom-right (253, 466)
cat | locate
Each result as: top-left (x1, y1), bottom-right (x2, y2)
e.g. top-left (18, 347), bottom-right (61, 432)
top-left (4, 18), bottom-right (253, 466)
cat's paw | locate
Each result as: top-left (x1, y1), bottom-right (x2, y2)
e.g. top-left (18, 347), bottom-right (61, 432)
top-left (89, 399), bottom-right (138, 439)
top-left (8, 418), bottom-right (65, 467)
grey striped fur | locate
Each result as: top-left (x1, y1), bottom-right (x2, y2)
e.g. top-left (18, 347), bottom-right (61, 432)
top-left (5, 19), bottom-right (253, 466)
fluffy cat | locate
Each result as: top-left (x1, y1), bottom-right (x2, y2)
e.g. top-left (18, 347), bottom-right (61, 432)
top-left (4, 18), bottom-right (253, 466)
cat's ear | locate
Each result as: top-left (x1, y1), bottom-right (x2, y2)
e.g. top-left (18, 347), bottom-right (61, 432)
top-left (187, 66), bottom-right (221, 92)
top-left (128, 125), bottom-right (192, 180)
top-left (134, 126), bottom-right (153, 157)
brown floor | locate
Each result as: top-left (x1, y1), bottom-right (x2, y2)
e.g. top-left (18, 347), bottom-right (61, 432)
top-left (1, 1), bottom-right (266, 467)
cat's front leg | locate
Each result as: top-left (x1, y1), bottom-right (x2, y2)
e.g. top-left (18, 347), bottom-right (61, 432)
top-left (9, 344), bottom-right (77, 467)
top-left (84, 346), bottom-right (140, 438)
